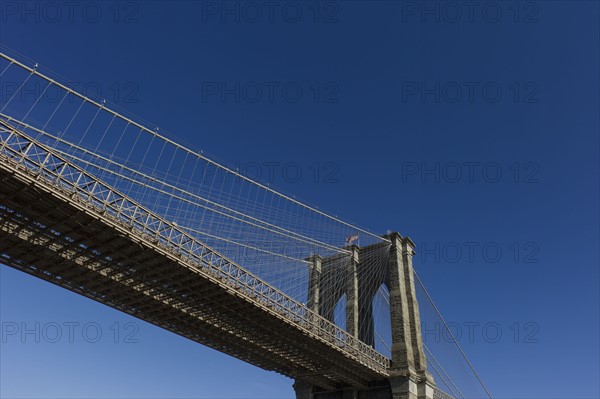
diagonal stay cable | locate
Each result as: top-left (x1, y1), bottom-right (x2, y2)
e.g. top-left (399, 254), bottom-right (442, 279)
top-left (0, 113), bottom-right (351, 255)
top-left (0, 50), bottom-right (388, 244)
top-left (414, 271), bottom-right (494, 399)
top-left (424, 344), bottom-right (464, 399)
top-left (174, 224), bottom-right (310, 264)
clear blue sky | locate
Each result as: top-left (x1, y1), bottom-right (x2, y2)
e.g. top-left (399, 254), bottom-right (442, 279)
top-left (1, 1), bottom-right (599, 398)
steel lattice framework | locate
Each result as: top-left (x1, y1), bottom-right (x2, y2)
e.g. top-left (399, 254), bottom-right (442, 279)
top-left (0, 117), bottom-right (390, 389)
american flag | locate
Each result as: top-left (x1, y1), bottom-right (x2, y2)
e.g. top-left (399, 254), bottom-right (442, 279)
top-left (345, 234), bottom-right (359, 244)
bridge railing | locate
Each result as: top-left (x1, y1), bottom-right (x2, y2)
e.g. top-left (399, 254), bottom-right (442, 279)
top-left (0, 120), bottom-right (391, 374)
top-left (433, 388), bottom-right (455, 399)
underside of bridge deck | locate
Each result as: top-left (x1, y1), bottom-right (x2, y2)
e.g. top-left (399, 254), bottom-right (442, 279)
top-left (0, 161), bottom-right (389, 391)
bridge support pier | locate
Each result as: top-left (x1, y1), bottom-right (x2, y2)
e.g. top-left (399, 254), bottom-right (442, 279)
top-left (294, 233), bottom-right (435, 399)
top-left (417, 380), bottom-right (435, 399)
top-left (307, 255), bottom-right (322, 315)
top-left (389, 375), bottom-right (418, 399)
top-left (386, 233), bottom-right (435, 399)
top-left (293, 380), bottom-right (314, 399)
top-left (389, 373), bottom-right (434, 399)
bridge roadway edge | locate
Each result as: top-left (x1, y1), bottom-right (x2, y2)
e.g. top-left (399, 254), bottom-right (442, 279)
top-left (0, 157), bottom-right (388, 391)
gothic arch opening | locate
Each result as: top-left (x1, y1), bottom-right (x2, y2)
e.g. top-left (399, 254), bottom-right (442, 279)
top-left (332, 293), bottom-right (347, 332)
top-left (372, 283), bottom-right (392, 358)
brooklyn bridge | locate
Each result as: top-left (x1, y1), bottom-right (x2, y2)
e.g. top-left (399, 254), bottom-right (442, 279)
top-left (0, 49), bottom-right (492, 399)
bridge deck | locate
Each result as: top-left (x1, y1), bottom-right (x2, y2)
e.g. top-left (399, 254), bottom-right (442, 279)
top-left (0, 121), bottom-right (390, 390)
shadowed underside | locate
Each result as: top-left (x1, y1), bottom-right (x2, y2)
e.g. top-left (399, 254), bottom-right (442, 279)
top-left (0, 122), bottom-right (390, 390)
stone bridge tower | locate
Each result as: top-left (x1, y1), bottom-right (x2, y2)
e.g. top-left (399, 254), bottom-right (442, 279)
top-left (294, 232), bottom-right (435, 399)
